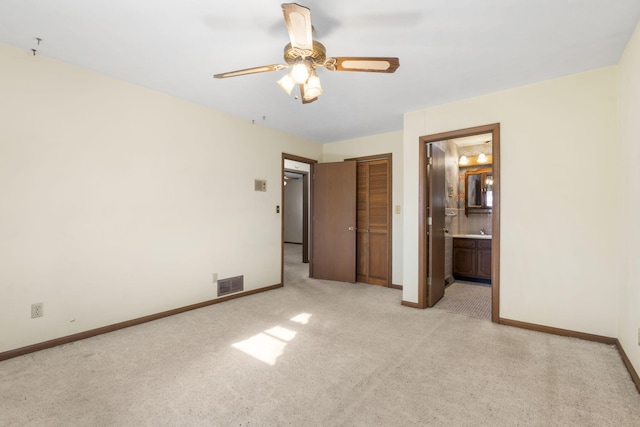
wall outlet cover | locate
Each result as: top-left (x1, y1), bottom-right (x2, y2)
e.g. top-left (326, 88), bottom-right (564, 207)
top-left (31, 302), bottom-right (43, 318)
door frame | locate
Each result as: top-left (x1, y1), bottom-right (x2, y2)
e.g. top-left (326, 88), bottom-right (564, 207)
top-left (418, 123), bottom-right (501, 322)
top-left (281, 153), bottom-right (317, 285)
top-left (346, 153), bottom-right (393, 287)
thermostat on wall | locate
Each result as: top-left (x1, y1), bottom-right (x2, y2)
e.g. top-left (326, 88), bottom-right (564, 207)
top-left (254, 179), bottom-right (267, 192)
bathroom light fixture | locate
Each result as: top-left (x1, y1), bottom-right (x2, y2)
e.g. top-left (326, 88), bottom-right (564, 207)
top-left (459, 155), bottom-right (469, 165)
top-left (477, 153), bottom-right (488, 163)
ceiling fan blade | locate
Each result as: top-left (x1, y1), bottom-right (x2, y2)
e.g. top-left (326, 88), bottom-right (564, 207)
top-left (214, 64), bottom-right (287, 79)
top-left (325, 57), bottom-right (400, 73)
top-left (282, 3), bottom-right (314, 52)
top-left (300, 84), bottom-right (317, 104)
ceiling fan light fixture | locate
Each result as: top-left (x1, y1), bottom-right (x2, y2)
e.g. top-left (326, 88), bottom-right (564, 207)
top-left (213, 4), bottom-right (400, 105)
top-left (277, 73), bottom-right (296, 95)
top-left (291, 59), bottom-right (312, 84)
top-left (304, 73), bottom-right (323, 99)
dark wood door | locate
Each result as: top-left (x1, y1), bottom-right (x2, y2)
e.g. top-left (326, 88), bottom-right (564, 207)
top-left (427, 144), bottom-right (446, 307)
top-left (356, 159), bottom-right (390, 286)
top-left (312, 161), bottom-right (357, 282)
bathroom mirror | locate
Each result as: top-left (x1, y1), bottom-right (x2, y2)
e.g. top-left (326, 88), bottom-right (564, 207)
top-left (465, 167), bottom-right (493, 215)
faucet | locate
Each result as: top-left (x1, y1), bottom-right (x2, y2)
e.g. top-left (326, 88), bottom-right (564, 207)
top-left (480, 228), bottom-right (486, 235)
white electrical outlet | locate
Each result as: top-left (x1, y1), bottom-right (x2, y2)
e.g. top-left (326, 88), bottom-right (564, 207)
top-left (31, 302), bottom-right (43, 319)
top-left (212, 273), bottom-right (218, 283)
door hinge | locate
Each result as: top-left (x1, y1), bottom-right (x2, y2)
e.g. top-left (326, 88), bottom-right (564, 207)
top-left (426, 157), bottom-right (433, 165)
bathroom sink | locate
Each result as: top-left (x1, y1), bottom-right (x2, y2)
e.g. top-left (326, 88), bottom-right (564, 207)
top-left (452, 233), bottom-right (492, 239)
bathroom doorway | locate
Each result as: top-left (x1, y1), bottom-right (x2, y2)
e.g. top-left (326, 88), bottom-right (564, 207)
top-left (418, 123), bottom-right (501, 322)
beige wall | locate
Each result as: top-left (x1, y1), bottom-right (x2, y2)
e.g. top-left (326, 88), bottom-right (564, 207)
top-left (403, 67), bottom-right (621, 337)
top-left (0, 43), bottom-right (322, 353)
top-left (322, 131), bottom-right (404, 286)
top-left (618, 21), bottom-right (640, 376)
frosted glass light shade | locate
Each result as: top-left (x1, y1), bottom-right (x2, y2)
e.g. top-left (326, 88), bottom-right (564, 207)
top-left (477, 153), bottom-right (488, 163)
top-left (459, 155), bottom-right (469, 165)
top-left (291, 60), bottom-right (311, 84)
top-left (277, 73), bottom-right (295, 95)
top-left (304, 75), bottom-right (323, 99)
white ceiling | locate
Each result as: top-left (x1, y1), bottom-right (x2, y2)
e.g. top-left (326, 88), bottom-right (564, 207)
top-left (1, 1), bottom-right (639, 143)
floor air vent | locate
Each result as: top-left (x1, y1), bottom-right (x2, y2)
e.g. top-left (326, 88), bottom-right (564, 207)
top-left (218, 275), bottom-right (244, 297)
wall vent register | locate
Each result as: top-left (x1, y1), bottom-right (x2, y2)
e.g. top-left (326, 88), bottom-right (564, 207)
top-left (218, 275), bottom-right (244, 297)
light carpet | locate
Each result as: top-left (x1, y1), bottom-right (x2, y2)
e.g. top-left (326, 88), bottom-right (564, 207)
top-left (0, 244), bottom-right (638, 426)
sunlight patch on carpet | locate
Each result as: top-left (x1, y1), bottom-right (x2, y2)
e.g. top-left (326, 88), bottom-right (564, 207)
top-left (290, 312), bottom-right (312, 324)
top-left (232, 313), bottom-right (312, 365)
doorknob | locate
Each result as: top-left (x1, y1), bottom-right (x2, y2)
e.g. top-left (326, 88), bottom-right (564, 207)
top-left (348, 226), bottom-right (356, 231)
top-left (443, 228), bottom-right (449, 233)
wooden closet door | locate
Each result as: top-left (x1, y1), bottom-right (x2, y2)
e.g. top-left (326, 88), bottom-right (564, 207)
top-left (356, 159), bottom-right (390, 286)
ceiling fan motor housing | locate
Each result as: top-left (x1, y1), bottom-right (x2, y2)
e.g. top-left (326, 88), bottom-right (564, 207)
top-left (283, 41), bottom-right (326, 67)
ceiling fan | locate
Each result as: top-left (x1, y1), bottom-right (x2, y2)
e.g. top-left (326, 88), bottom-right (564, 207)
top-left (213, 3), bottom-right (400, 104)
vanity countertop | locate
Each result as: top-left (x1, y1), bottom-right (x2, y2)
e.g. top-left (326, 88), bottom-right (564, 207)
top-left (452, 234), bottom-right (492, 240)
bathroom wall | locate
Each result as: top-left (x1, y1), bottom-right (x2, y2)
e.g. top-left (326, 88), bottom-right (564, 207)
top-left (444, 142), bottom-right (458, 281)
top-left (433, 141), bottom-right (460, 282)
top-left (428, 140), bottom-right (495, 237)
top-left (451, 208), bottom-right (492, 235)
top-left (454, 142), bottom-right (493, 235)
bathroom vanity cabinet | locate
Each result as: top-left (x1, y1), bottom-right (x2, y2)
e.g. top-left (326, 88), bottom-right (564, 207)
top-left (452, 237), bottom-right (492, 281)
